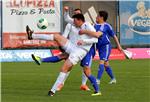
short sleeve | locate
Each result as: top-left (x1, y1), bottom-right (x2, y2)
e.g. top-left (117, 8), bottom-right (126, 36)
top-left (106, 24), bottom-right (115, 37)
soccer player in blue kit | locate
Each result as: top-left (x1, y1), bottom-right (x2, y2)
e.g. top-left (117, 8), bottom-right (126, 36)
top-left (94, 11), bottom-right (123, 84)
top-left (79, 10), bottom-right (123, 84)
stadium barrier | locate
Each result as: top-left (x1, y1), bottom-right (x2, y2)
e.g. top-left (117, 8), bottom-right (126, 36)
top-left (1, 48), bottom-right (149, 62)
top-left (0, 49), bottom-right (52, 62)
top-left (51, 49), bottom-right (126, 60)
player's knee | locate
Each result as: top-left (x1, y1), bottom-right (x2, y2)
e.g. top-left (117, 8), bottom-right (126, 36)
top-left (59, 53), bottom-right (68, 59)
top-left (104, 61), bottom-right (109, 67)
top-left (100, 60), bottom-right (105, 64)
top-left (61, 59), bottom-right (73, 72)
top-left (54, 34), bottom-right (61, 41)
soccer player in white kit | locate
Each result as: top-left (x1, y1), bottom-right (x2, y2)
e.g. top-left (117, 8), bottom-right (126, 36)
top-left (26, 14), bottom-right (101, 96)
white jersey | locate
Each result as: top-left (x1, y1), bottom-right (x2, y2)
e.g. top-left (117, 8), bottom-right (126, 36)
top-left (62, 22), bottom-right (98, 52)
top-left (62, 11), bottom-right (98, 65)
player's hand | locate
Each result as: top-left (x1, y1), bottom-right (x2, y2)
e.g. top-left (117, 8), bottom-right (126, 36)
top-left (118, 46), bottom-right (123, 52)
top-left (64, 6), bottom-right (69, 12)
top-left (79, 30), bottom-right (87, 35)
top-left (77, 40), bottom-right (85, 46)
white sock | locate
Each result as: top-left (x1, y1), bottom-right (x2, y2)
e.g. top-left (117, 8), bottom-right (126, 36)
top-left (32, 34), bottom-right (54, 40)
top-left (51, 72), bottom-right (67, 93)
top-left (62, 72), bottom-right (70, 84)
top-left (82, 70), bottom-right (88, 85)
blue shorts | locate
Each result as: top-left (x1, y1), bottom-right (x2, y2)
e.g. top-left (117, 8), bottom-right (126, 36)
top-left (97, 44), bottom-right (111, 61)
top-left (80, 45), bottom-right (96, 67)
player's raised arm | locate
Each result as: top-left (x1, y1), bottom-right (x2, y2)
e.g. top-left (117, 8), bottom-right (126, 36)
top-left (62, 23), bottom-right (72, 38)
top-left (64, 6), bottom-right (74, 24)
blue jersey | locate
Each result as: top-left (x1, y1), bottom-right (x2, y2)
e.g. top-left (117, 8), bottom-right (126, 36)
top-left (94, 23), bottom-right (115, 61)
top-left (80, 23), bottom-right (116, 66)
top-left (94, 23), bottom-right (115, 46)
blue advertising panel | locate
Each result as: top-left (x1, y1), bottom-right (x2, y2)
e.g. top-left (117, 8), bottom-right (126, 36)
top-left (0, 49), bottom-right (52, 62)
top-left (119, 1), bottom-right (150, 45)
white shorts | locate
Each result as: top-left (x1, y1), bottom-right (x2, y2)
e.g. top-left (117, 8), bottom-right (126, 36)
top-left (63, 41), bottom-right (87, 65)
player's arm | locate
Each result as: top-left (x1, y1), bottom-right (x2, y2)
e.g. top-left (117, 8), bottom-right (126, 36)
top-left (62, 23), bottom-right (72, 38)
top-left (64, 6), bottom-right (74, 25)
top-left (77, 38), bottom-right (98, 46)
top-left (77, 23), bottom-right (99, 45)
top-left (79, 23), bottom-right (103, 38)
top-left (113, 35), bottom-right (123, 51)
top-left (79, 30), bottom-right (102, 38)
top-left (107, 25), bottom-right (123, 51)
top-left (83, 37), bottom-right (98, 44)
top-left (106, 24), bottom-right (123, 51)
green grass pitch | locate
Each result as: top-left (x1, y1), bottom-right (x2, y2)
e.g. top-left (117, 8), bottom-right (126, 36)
top-left (1, 59), bottom-right (150, 102)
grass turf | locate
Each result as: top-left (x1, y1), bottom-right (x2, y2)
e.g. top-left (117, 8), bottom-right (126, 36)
top-left (1, 59), bottom-right (150, 102)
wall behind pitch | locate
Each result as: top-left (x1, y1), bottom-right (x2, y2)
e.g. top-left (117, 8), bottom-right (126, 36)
top-left (2, 0), bottom-right (61, 49)
top-left (119, 1), bottom-right (150, 46)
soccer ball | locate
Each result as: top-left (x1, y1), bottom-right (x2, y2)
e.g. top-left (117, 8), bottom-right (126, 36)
top-left (37, 18), bottom-right (48, 30)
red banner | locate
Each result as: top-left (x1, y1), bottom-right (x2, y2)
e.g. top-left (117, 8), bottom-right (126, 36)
top-left (3, 33), bottom-right (59, 48)
top-left (108, 49), bottom-right (125, 60)
top-left (51, 49), bottom-right (62, 56)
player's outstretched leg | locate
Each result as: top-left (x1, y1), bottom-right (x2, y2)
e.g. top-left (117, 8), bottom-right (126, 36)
top-left (32, 54), bottom-right (63, 65)
top-left (26, 25), bottom-right (68, 47)
top-left (31, 53), bottom-right (68, 65)
top-left (26, 25), bottom-right (55, 41)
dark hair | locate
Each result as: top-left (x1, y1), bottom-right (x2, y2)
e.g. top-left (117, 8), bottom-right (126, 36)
top-left (99, 11), bottom-right (108, 21)
top-left (72, 14), bottom-right (85, 22)
top-left (74, 8), bottom-right (82, 13)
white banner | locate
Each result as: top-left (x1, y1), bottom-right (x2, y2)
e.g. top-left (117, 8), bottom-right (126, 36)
top-left (3, 0), bottom-right (61, 33)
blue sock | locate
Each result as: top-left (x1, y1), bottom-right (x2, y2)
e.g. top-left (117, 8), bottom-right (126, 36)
top-left (105, 66), bottom-right (115, 79)
top-left (88, 75), bottom-right (99, 93)
top-left (41, 56), bottom-right (62, 63)
top-left (97, 64), bottom-right (105, 80)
